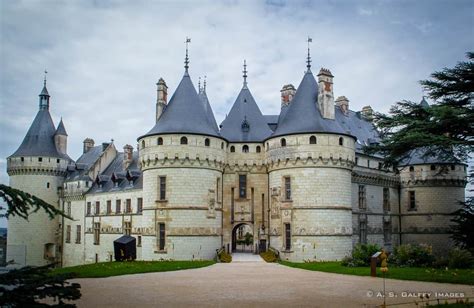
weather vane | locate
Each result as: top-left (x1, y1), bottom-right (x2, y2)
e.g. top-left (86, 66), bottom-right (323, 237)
top-left (243, 60), bottom-right (248, 88)
top-left (307, 37), bottom-right (312, 71)
top-left (184, 37), bottom-right (191, 73)
top-left (44, 69), bottom-right (48, 86)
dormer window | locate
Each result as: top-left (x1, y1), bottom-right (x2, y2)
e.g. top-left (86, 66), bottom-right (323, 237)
top-left (157, 137), bottom-right (163, 145)
top-left (241, 119), bottom-right (250, 133)
top-left (180, 136), bottom-right (188, 145)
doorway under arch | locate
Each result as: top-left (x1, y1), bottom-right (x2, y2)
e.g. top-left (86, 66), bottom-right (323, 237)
top-left (231, 223), bottom-right (254, 253)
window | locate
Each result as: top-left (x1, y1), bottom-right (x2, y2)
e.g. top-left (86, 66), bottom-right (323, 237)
top-left (230, 146), bottom-right (235, 152)
top-left (158, 223), bottom-right (166, 250)
top-left (57, 159), bottom-right (60, 163)
top-left (46, 182), bottom-right (50, 189)
top-left (409, 166), bottom-right (414, 172)
top-left (430, 165), bottom-right (436, 171)
top-left (66, 225), bottom-right (71, 243)
top-left (39, 157), bottom-right (43, 162)
top-left (239, 175), bottom-right (247, 198)
top-left (126, 199), bottom-right (132, 213)
top-left (141, 140), bottom-right (145, 149)
top-left (137, 198), bottom-right (143, 213)
top-left (159, 176), bottom-right (166, 200)
top-left (367, 160), bottom-right (370, 168)
top-left (355, 157), bottom-right (359, 165)
top-left (93, 222), bottom-right (100, 245)
top-left (256, 146), bottom-right (261, 153)
top-left (205, 138), bottom-right (210, 147)
top-left (383, 221), bottom-right (391, 243)
top-left (450, 165), bottom-right (455, 171)
top-left (86, 202), bottom-right (91, 216)
top-left (383, 188), bottom-right (390, 212)
top-left (284, 177), bottom-right (291, 200)
top-left (358, 185), bottom-right (366, 210)
top-left (76, 225), bottom-right (81, 244)
top-left (157, 137), bottom-right (163, 145)
top-left (285, 223), bottom-right (291, 250)
top-left (137, 236), bottom-right (142, 247)
top-left (95, 201), bottom-right (100, 215)
top-left (309, 135), bottom-right (317, 144)
top-left (115, 200), bottom-right (121, 213)
top-left (216, 178), bottom-right (220, 202)
top-left (359, 221), bottom-right (367, 244)
top-left (106, 200), bottom-right (112, 214)
top-left (339, 137), bottom-right (344, 146)
top-left (266, 142), bottom-right (269, 151)
top-left (242, 145), bottom-right (249, 153)
top-left (409, 191), bottom-right (416, 210)
top-left (280, 138), bottom-right (286, 147)
top-left (180, 136), bottom-right (188, 145)
top-left (124, 221), bottom-right (132, 236)
top-left (378, 162), bottom-right (383, 170)
top-left (66, 202), bottom-right (71, 216)
top-left (21, 157), bottom-right (24, 162)
top-left (221, 142), bottom-right (224, 149)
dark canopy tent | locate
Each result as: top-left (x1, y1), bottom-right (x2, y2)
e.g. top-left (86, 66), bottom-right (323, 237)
top-left (113, 235), bottom-right (136, 261)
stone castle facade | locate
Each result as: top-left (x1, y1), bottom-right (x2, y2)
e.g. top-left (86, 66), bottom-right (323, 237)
top-left (6, 52), bottom-right (467, 267)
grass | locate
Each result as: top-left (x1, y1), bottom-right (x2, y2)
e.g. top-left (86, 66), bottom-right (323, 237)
top-left (279, 261), bottom-right (474, 285)
top-left (52, 260), bottom-right (215, 278)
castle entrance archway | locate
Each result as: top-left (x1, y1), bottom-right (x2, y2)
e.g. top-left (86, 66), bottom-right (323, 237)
top-left (231, 223), bottom-right (253, 253)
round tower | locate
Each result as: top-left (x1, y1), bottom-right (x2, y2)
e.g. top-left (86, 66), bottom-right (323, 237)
top-left (266, 65), bottom-right (356, 262)
top-left (138, 52), bottom-right (226, 260)
top-left (6, 80), bottom-right (70, 266)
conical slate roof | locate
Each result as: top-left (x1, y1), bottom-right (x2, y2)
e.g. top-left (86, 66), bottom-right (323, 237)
top-left (198, 89), bottom-right (219, 133)
top-left (55, 118), bottom-right (68, 136)
top-left (40, 85), bottom-right (49, 96)
top-left (220, 86), bottom-right (273, 142)
top-left (141, 73), bottom-right (220, 138)
top-left (10, 110), bottom-right (66, 159)
top-left (272, 71), bottom-right (349, 138)
top-left (420, 97), bottom-right (430, 108)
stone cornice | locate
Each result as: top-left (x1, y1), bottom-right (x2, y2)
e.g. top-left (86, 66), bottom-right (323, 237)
top-left (352, 170), bottom-right (399, 187)
top-left (267, 156), bottom-right (353, 172)
top-left (141, 156), bottom-right (225, 172)
top-left (7, 166), bottom-right (68, 177)
top-left (401, 178), bottom-right (467, 188)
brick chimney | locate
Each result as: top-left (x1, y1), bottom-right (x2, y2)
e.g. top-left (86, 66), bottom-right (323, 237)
top-left (280, 84), bottom-right (296, 108)
top-left (317, 68), bottom-right (335, 119)
top-left (156, 78), bottom-right (168, 122)
top-left (361, 106), bottom-right (374, 121)
top-left (83, 138), bottom-right (95, 154)
top-left (123, 144), bottom-right (134, 169)
top-left (335, 96), bottom-right (349, 115)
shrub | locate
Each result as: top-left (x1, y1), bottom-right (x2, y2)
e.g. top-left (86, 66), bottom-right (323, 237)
top-left (260, 250), bottom-right (278, 262)
top-left (217, 251), bottom-right (232, 263)
top-left (389, 244), bottom-right (435, 267)
top-left (447, 248), bottom-right (474, 269)
top-left (341, 244), bottom-right (380, 267)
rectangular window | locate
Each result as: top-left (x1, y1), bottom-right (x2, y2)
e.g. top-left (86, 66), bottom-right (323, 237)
top-left (284, 177), bottom-right (291, 200)
top-left (159, 176), bottom-right (166, 200)
top-left (137, 235), bottom-right (142, 247)
top-left (93, 222), bottom-right (100, 245)
top-left (358, 185), bottom-right (366, 210)
top-left (126, 199), bottom-right (132, 213)
top-left (66, 202), bottom-right (71, 217)
top-left (124, 221), bottom-right (132, 236)
top-left (115, 200), bottom-right (121, 213)
top-left (86, 202), bottom-right (91, 216)
top-left (383, 221), bottom-right (391, 243)
top-left (239, 174), bottom-right (247, 198)
top-left (106, 200), bottom-right (112, 214)
top-left (95, 201), bottom-right (100, 215)
top-left (285, 223), bottom-right (291, 251)
top-left (359, 221), bottom-right (367, 244)
top-left (216, 177), bottom-right (220, 202)
top-left (383, 188), bottom-right (390, 212)
top-left (137, 198), bottom-right (143, 213)
top-left (158, 223), bottom-right (165, 250)
top-left (409, 191), bottom-right (416, 210)
top-left (76, 225), bottom-right (81, 244)
top-left (65, 225), bottom-right (71, 243)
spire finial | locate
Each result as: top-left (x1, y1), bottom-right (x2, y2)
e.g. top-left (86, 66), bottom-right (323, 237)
top-left (204, 75), bottom-right (207, 92)
top-left (243, 59), bottom-right (248, 88)
top-left (184, 37), bottom-right (191, 74)
top-left (43, 69), bottom-right (48, 86)
top-left (198, 76), bottom-right (201, 92)
top-left (306, 37), bottom-right (312, 72)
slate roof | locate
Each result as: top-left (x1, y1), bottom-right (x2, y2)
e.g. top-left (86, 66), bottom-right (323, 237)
top-left (399, 148), bottom-right (462, 166)
top-left (140, 73), bottom-right (220, 139)
top-left (55, 118), bottom-right (68, 136)
top-left (220, 86), bottom-right (273, 142)
top-left (198, 89), bottom-right (219, 133)
top-left (66, 145), bottom-right (105, 182)
top-left (272, 71), bottom-right (351, 138)
top-left (263, 115), bottom-right (279, 131)
top-left (335, 107), bottom-right (380, 153)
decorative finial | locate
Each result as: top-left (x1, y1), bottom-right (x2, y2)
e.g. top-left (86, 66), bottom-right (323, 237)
top-left (204, 75), bottom-right (207, 92)
top-left (307, 37), bottom-right (312, 71)
top-left (243, 60), bottom-right (248, 88)
top-left (44, 69), bottom-right (48, 86)
top-left (184, 37), bottom-right (191, 73)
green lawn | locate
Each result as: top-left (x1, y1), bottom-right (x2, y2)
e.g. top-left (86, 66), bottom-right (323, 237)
top-left (280, 261), bottom-right (474, 285)
top-left (52, 260), bottom-right (215, 278)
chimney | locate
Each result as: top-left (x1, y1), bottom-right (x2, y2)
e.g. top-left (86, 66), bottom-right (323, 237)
top-left (156, 78), bottom-right (168, 122)
top-left (361, 106), bottom-right (374, 121)
top-left (317, 68), bottom-right (335, 119)
top-left (280, 84), bottom-right (296, 108)
top-left (123, 144), bottom-right (134, 169)
top-left (83, 138), bottom-right (95, 153)
top-left (335, 96), bottom-right (349, 115)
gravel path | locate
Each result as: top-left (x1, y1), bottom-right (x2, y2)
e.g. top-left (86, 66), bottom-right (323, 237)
top-left (73, 256), bottom-right (473, 308)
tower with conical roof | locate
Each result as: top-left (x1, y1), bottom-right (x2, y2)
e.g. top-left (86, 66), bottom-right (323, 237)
top-left (137, 39), bottom-right (226, 260)
top-left (7, 77), bottom-right (70, 266)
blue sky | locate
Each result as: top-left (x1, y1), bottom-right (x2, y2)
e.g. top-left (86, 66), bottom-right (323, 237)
top-left (0, 0), bottom-right (473, 227)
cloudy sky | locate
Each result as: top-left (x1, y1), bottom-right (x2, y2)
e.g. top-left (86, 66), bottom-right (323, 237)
top-left (0, 0), bottom-right (473, 226)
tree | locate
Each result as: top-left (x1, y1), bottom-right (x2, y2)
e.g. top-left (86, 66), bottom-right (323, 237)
top-left (0, 184), bottom-right (80, 307)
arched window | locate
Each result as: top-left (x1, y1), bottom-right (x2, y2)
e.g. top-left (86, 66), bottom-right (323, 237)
top-left (430, 165), bottom-right (436, 171)
top-left (339, 137), bottom-right (344, 146)
top-left (281, 138), bottom-right (286, 147)
top-left (205, 138), bottom-right (210, 147)
top-left (309, 135), bottom-right (317, 144)
top-left (230, 146), bottom-right (235, 153)
top-left (221, 142), bottom-right (224, 149)
top-left (242, 145), bottom-right (249, 153)
top-left (141, 140), bottom-right (146, 149)
top-left (157, 137), bottom-right (163, 145)
top-left (266, 142), bottom-right (269, 151)
top-left (409, 166), bottom-right (414, 172)
top-left (180, 136), bottom-right (188, 145)
top-left (256, 146), bottom-right (261, 153)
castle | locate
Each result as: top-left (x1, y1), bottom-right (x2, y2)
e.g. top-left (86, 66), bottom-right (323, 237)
top-left (6, 48), bottom-right (467, 267)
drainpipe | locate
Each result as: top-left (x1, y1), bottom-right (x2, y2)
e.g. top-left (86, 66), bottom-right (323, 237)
top-left (398, 185), bottom-right (402, 246)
